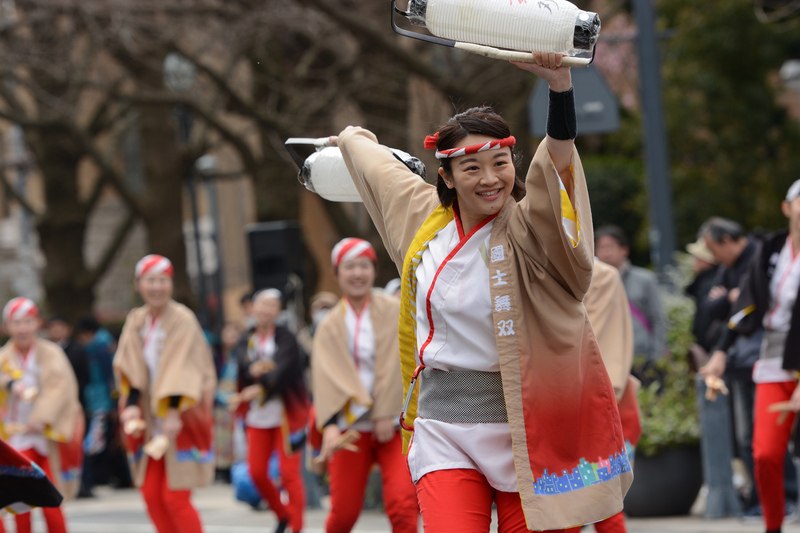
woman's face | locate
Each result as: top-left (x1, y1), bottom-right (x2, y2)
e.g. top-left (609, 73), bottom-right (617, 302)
top-left (440, 134), bottom-right (515, 230)
top-left (336, 256), bottom-right (376, 301)
top-left (135, 274), bottom-right (173, 310)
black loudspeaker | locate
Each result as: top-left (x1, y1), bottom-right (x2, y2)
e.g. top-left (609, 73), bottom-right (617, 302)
top-left (246, 220), bottom-right (307, 293)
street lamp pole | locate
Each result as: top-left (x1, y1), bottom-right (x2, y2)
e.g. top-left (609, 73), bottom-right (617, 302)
top-left (633, 0), bottom-right (677, 278)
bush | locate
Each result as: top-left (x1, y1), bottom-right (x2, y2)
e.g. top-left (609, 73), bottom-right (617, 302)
top-left (635, 254), bottom-right (701, 458)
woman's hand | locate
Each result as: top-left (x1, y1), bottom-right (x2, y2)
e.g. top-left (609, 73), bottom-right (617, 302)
top-left (163, 408), bottom-right (183, 441)
top-left (25, 420), bottom-right (44, 434)
top-left (699, 350), bottom-right (727, 379)
top-left (373, 418), bottom-right (395, 444)
top-left (511, 52), bottom-right (572, 92)
top-left (320, 424), bottom-right (341, 461)
top-left (120, 404), bottom-right (143, 425)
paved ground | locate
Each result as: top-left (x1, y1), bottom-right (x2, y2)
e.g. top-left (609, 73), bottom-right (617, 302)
top-left (7, 483), bottom-right (800, 532)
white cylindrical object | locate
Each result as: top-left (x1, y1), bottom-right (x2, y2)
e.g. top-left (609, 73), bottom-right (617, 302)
top-left (300, 147), bottom-right (363, 203)
top-left (408, 0), bottom-right (599, 56)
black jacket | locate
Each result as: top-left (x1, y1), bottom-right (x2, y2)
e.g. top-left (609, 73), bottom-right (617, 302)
top-left (725, 229), bottom-right (800, 371)
top-left (235, 325), bottom-right (308, 403)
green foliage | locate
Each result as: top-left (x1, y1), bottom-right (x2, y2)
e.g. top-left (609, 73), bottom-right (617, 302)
top-left (659, 0), bottom-right (800, 244)
top-left (636, 254), bottom-right (700, 457)
top-left (583, 155), bottom-right (649, 265)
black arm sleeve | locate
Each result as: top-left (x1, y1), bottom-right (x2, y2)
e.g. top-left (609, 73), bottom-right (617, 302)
top-left (126, 387), bottom-right (141, 407)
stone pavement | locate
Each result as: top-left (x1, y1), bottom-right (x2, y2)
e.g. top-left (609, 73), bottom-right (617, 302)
top-left (8, 483), bottom-right (800, 533)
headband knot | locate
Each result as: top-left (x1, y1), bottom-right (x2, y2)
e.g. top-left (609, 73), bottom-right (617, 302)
top-left (423, 132), bottom-right (439, 150)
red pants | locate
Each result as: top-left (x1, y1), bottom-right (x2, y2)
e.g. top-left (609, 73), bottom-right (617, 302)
top-left (753, 380), bottom-right (797, 531)
top-left (140, 457), bottom-right (203, 533)
top-left (247, 426), bottom-right (305, 532)
top-left (326, 430), bottom-right (419, 533)
top-left (417, 468), bottom-right (582, 532)
top-left (0, 448), bottom-right (67, 533)
top-left (592, 512), bottom-right (626, 533)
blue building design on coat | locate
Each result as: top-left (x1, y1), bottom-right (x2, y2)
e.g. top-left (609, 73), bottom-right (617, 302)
top-left (532, 447), bottom-right (631, 496)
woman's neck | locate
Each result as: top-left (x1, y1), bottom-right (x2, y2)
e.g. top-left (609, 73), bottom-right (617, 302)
top-left (346, 294), bottom-right (369, 313)
top-left (146, 304), bottom-right (165, 319)
top-left (256, 323), bottom-right (275, 337)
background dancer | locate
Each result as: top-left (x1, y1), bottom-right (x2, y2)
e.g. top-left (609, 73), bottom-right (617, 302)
top-left (114, 255), bottom-right (217, 533)
top-left (330, 52), bottom-right (631, 531)
top-left (0, 297), bottom-right (82, 533)
top-left (583, 259), bottom-right (641, 533)
top-left (311, 237), bottom-right (419, 533)
top-left (235, 288), bottom-right (309, 533)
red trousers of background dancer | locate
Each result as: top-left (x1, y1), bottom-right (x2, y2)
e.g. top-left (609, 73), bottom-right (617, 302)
top-left (247, 426), bottom-right (305, 532)
top-left (326, 430), bottom-right (418, 533)
top-left (140, 457), bottom-right (203, 533)
top-left (753, 380), bottom-right (798, 532)
top-left (416, 468), bottom-right (583, 533)
top-left (0, 448), bottom-right (67, 533)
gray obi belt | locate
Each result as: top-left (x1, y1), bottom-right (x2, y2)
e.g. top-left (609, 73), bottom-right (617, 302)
top-left (417, 367), bottom-right (508, 423)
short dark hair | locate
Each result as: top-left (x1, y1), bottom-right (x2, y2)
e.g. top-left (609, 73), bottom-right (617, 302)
top-left (698, 217), bottom-right (744, 244)
top-left (595, 225), bottom-right (629, 248)
top-left (430, 106), bottom-right (525, 207)
top-left (240, 291), bottom-right (253, 306)
top-left (75, 316), bottom-right (100, 335)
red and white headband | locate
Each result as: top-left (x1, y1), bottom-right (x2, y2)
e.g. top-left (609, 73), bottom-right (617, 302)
top-left (424, 132), bottom-right (516, 160)
top-left (135, 254), bottom-right (174, 279)
top-left (331, 238), bottom-right (376, 268)
top-left (3, 297), bottom-right (39, 322)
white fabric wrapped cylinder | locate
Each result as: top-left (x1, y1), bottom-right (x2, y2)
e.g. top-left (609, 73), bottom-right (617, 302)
top-left (300, 147), bottom-right (362, 203)
top-left (410, 0), bottom-right (598, 55)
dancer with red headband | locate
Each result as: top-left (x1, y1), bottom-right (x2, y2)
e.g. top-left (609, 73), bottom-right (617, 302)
top-left (328, 53), bottom-right (631, 532)
top-left (0, 297), bottom-right (83, 533)
top-left (310, 238), bottom-right (420, 532)
top-left (114, 255), bottom-right (217, 533)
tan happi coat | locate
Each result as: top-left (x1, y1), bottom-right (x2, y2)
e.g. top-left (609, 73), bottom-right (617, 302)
top-left (0, 338), bottom-right (83, 499)
top-left (338, 126), bottom-right (632, 530)
top-left (311, 291), bottom-right (403, 430)
top-left (114, 299), bottom-right (217, 489)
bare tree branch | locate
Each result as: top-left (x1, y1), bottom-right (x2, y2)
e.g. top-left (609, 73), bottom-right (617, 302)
top-left (86, 208), bottom-right (137, 287)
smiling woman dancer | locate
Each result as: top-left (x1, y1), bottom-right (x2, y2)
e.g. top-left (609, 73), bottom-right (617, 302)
top-left (114, 255), bottom-right (217, 533)
top-left (311, 238), bottom-right (420, 533)
top-left (330, 53), bottom-right (632, 532)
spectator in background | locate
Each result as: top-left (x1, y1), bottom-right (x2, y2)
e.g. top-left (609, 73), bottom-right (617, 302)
top-left (296, 291), bottom-right (338, 360)
top-left (240, 291), bottom-right (257, 331)
top-left (697, 217), bottom-right (771, 516)
top-left (213, 322), bottom-right (241, 482)
top-left (702, 181), bottom-right (800, 533)
top-left (75, 316), bottom-right (132, 496)
top-left (47, 315), bottom-right (89, 416)
top-left (595, 225), bottom-right (667, 379)
top-left (685, 237), bottom-right (720, 371)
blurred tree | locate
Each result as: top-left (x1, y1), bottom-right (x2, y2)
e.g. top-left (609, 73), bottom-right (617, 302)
top-left (659, 0), bottom-right (800, 244)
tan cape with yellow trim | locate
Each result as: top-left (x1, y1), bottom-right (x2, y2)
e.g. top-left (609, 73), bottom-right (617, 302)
top-left (113, 299), bottom-right (217, 489)
top-left (0, 338), bottom-right (83, 499)
top-left (338, 126), bottom-right (632, 530)
top-left (310, 291), bottom-right (403, 430)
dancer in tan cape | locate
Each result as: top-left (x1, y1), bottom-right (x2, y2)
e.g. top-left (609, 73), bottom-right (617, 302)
top-left (114, 255), bottom-right (217, 533)
top-left (0, 297), bottom-right (82, 533)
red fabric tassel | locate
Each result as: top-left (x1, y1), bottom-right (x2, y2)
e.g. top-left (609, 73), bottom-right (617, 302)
top-left (423, 132), bottom-right (439, 150)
